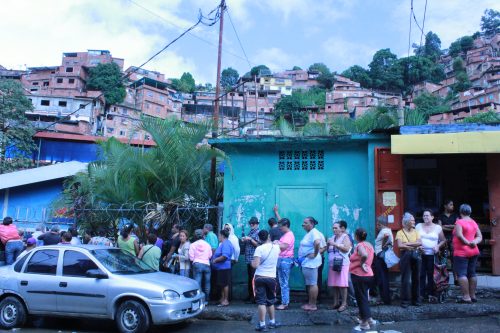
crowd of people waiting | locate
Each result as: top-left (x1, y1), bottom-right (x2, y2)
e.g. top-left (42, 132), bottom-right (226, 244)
top-left (0, 199), bottom-right (484, 331)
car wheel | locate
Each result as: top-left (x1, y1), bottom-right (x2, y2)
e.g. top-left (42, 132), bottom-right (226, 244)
top-left (0, 296), bottom-right (27, 329)
top-left (116, 300), bottom-right (151, 333)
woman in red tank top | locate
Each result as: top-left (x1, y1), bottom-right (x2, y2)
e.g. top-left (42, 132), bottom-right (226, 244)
top-left (349, 228), bottom-right (376, 331)
top-left (452, 204), bottom-right (482, 303)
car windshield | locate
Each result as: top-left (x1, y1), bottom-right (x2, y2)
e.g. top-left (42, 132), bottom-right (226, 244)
top-left (91, 249), bottom-right (156, 275)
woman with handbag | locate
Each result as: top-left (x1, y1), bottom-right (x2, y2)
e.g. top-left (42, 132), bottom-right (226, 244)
top-left (396, 212), bottom-right (422, 308)
top-left (327, 220), bottom-right (352, 312)
top-left (374, 215), bottom-right (394, 305)
top-left (415, 210), bottom-right (446, 302)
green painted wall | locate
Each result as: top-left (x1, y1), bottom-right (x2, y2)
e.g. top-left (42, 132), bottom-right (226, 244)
top-left (215, 136), bottom-right (389, 297)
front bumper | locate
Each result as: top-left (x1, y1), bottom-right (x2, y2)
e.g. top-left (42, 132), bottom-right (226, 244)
top-left (147, 293), bottom-right (205, 324)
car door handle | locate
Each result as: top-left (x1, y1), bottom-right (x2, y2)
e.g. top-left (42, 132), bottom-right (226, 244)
top-left (59, 282), bottom-right (68, 288)
top-left (20, 281), bottom-right (28, 286)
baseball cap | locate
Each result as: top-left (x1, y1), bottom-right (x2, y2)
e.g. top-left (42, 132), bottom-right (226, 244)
top-left (27, 237), bottom-right (36, 246)
top-left (249, 217), bottom-right (259, 225)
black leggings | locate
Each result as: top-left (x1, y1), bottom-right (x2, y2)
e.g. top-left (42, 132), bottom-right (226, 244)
top-left (352, 274), bottom-right (374, 321)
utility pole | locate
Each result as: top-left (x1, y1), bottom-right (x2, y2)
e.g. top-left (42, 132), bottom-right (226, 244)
top-left (210, 0), bottom-right (225, 207)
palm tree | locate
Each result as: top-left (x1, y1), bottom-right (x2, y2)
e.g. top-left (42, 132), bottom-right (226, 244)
top-left (54, 117), bottom-right (226, 236)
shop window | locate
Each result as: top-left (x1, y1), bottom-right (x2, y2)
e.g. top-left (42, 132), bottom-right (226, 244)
top-left (278, 150), bottom-right (324, 171)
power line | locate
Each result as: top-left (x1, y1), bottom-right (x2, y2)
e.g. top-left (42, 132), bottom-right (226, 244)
top-left (226, 8), bottom-right (252, 70)
top-left (419, 0), bottom-right (428, 49)
top-left (407, 0), bottom-right (413, 59)
top-left (127, 0), bottom-right (253, 65)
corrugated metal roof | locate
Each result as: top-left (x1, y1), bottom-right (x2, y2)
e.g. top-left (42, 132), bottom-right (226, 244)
top-left (0, 161), bottom-right (88, 190)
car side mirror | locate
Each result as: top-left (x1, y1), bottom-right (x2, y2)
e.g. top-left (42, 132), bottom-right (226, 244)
top-left (86, 269), bottom-right (108, 279)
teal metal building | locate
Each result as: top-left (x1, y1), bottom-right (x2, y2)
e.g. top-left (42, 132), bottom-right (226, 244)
top-left (210, 134), bottom-right (390, 294)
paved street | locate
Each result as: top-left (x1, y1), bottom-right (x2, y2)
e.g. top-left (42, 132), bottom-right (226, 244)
top-left (8, 316), bottom-right (500, 333)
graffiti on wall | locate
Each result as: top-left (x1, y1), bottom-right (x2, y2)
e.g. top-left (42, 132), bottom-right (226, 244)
top-left (226, 192), bottom-right (267, 232)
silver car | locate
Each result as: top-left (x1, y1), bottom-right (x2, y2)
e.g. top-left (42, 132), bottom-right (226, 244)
top-left (0, 245), bottom-right (205, 333)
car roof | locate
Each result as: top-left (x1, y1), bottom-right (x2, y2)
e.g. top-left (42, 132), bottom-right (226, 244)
top-left (33, 244), bottom-right (116, 251)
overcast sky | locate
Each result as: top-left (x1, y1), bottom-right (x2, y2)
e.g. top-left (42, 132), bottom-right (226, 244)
top-left (1, 0), bottom-right (498, 84)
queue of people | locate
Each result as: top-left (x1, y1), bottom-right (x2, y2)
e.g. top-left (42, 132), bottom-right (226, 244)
top-left (0, 199), bottom-right (485, 331)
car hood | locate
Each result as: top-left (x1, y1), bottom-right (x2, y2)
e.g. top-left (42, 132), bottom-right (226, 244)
top-left (116, 271), bottom-right (199, 293)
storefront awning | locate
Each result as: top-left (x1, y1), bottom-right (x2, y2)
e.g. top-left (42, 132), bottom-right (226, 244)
top-left (391, 131), bottom-right (500, 154)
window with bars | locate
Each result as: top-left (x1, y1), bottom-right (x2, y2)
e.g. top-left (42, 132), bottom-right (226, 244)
top-left (278, 149), bottom-right (325, 171)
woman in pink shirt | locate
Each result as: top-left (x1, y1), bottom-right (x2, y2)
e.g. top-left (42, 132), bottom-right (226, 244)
top-left (189, 229), bottom-right (213, 301)
top-left (274, 218), bottom-right (295, 310)
top-left (349, 228), bottom-right (375, 331)
top-left (0, 217), bottom-right (23, 264)
top-left (453, 204), bottom-right (482, 303)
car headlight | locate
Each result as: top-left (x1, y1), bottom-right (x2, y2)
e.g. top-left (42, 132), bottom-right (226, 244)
top-left (163, 290), bottom-right (180, 301)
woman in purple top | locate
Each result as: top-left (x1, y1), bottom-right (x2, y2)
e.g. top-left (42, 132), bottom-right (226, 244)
top-left (212, 229), bottom-right (234, 307)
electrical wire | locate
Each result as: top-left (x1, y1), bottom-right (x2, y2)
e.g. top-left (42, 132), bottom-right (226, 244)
top-left (407, 0), bottom-right (413, 60)
top-left (419, 0), bottom-right (428, 50)
top-left (127, 0), bottom-right (252, 65)
top-left (226, 8), bottom-right (253, 70)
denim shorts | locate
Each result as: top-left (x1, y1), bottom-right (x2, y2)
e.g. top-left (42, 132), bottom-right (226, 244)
top-left (301, 267), bottom-right (318, 286)
top-left (453, 255), bottom-right (478, 279)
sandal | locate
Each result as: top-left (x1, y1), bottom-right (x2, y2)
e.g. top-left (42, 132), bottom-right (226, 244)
top-left (456, 298), bottom-right (472, 304)
top-left (337, 304), bottom-right (348, 312)
top-left (276, 304), bottom-right (288, 310)
top-left (217, 303), bottom-right (229, 307)
top-left (354, 324), bottom-right (371, 331)
top-left (303, 304), bottom-right (318, 311)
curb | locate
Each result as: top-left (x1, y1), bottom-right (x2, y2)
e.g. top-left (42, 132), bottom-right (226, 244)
top-left (199, 299), bottom-right (500, 326)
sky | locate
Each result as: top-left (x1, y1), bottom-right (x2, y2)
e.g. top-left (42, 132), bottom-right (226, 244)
top-left (1, 0), bottom-right (499, 85)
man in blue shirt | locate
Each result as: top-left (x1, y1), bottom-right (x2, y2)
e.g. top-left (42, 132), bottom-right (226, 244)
top-left (241, 217), bottom-right (261, 303)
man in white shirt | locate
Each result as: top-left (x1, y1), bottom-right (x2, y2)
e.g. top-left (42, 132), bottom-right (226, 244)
top-left (298, 216), bottom-right (326, 311)
top-left (252, 230), bottom-right (281, 331)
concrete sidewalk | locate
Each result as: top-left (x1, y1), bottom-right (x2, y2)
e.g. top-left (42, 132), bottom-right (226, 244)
top-left (200, 285), bottom-right (500, 326)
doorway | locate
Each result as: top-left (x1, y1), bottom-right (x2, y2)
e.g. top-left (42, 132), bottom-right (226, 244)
top-left (276, 186), bottom-right (326, 289)
top-left (403, 155), bottom-right (491, 273)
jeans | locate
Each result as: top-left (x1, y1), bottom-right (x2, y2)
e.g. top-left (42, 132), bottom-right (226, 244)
top-left (193, 263), bottom-right (211, 298)
top-left (400, 251), bottom-right (421, 304)
top-left (420, 254), bottom-right (435, 297)
top-left (352, 274), bottom-right (374, 321)
top-left (374, 255), bottom-right (391, 304)
top-left (180, 268), bottom-right (191, 278)
top-left (5, 241), bottom-right (24, 265)
top-left (277, 257), bottom-right (293, 305)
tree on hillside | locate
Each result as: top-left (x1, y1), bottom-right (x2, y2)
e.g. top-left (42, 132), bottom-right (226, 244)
top-left (452, 57), bottom-right (471, 93)
top-left (413, 92), bottom-right (450, 118)
top-left (274, 87), bottom-right (326, 124)
top-left (448, 36), bottom-right (474, 58)
top-left (86, 62), bottom-right (126, 111)
top-left (369, 49), bottom-right (401, 91)
top-left (481, 9), bottom-right (500, 36)
top-left (414, 31), bottom-right (442, 62)
top-left (171, 72), bottom-right (196, 93)
top-left (341, 65), bottom-right (372, 88)
top-left (0, 79), bottom-right (36, 174)
top-left (220, 67), bottom-right (239, 90)
top-left (250, 65), bottom-right (270, 78)
top-left (308, 63), bottom-right (330, 74)
top-left (397, 56), bottom-right (445, 92)
top-left (308, 63), bottom-right (335, 89)
top-left (292, 66), bottom-right (302, 70)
